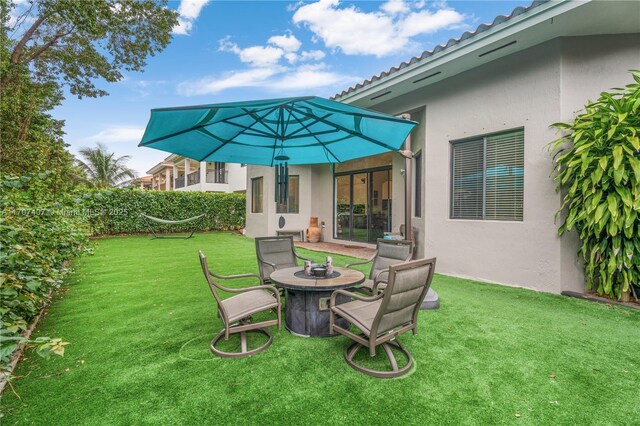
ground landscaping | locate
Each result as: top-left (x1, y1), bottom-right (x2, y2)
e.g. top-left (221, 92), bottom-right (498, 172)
top-left (1, 233), bottom-right (638, 425)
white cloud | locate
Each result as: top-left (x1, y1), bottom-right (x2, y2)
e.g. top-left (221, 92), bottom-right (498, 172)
top-left (300, 50), bottom-right (325, 61)
top-left (284, 49), bottom-right (325, 64)
top-left (267, 33), bottom-right (302, 52)
top-left (238, 46), bottom-right (285, 67)
top-left (267, 65), bottom-right (352, 91)
top-left (292, 0), bottom-right (465, 57)
top-left (400, 8), bottom-right (466, 38)
top-left (177, 63), bottom-right (356, 96)
top-left (172, 0), bottom-right (210, 35)
top-left (178, 0), bottom-right (209, 19)
top-left (181, 25), bottom-right (343, 96)
top-left (219, 33), bottom-right (307, 67)
top-left (381, 0), bottom-right (410, 16)
top-left (219, 38), bottom-right (285, 67)
top-left (88, 127), bottom-right (145, 143)
top-left (178, 67), bottom-right (284, 96)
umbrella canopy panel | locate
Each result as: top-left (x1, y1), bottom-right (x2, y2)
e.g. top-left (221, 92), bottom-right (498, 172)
top-left (139, 96), bottom-right (417, 166)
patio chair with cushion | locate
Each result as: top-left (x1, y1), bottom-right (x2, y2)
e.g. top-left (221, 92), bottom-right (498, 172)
top-left (199, 250), bottom-right (281, 358)
top-left (255, 236), bottom-right (312, 284)
top-left (330, 257), bottom-right (436, 378)
top-left (345, 239), bottom-right (413, 295)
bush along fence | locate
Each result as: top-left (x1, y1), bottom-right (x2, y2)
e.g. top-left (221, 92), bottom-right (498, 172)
top-left (1, 173), bottom-right (90, 380)
top-left (78, 189), bottom-right (246, 236)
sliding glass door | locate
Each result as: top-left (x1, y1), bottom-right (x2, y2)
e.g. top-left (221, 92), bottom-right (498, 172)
top-left (334, 168), bottom-right (392, 243)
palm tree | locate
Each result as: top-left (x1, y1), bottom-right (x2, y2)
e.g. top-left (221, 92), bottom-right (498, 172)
top-left (76, 143), bottom-right (137, 188)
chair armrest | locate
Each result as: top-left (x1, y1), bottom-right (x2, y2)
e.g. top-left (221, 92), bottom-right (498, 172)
top-left (373, 269), bottom-right (389, 284)
top-left (208, 271), bottom-right (264, 292)
top-left (257, 258), bottom-right (277, 269)
top-left (330, 289), bottom-right (382, 308)
top-left (293, 249), bottom-right (313, 262)
top-left (345, 252), bottom-right (377, 269)
top-left (372, 279), bottom-right (388, 294)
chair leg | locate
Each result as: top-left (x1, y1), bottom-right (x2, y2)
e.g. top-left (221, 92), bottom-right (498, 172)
top-left (277, 306), bottom-right (282, 330)
top-left (240, 331), bottom-right (248, 353)
top-left (210, 328), bottom-right (273, 359)
top-left (343, 340), bottom-right (413, 378)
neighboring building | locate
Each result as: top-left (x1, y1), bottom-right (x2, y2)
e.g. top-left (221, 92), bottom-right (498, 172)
top-left (146, 154), bottom-right (247, 193)
top-left (147, 161), bottom-right (174, 191)
top-left (245, 0), bottom-right (640, 295)
top-left (133, 175), bottom-right (153, 190)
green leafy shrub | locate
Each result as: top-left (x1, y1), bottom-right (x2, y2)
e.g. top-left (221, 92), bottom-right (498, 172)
top-left (78, 189), bottom-right (246, 236)
top-left (1, 173), bottom-right (90, 371)
top-left (551, 70), bottom-right (640, 299)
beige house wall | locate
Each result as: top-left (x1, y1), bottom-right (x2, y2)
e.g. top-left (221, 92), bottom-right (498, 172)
top-left (245, 34), bottom-right (640, 294)
top-left (246, 165), bottom-right (318, 238)
top-left (369, 34), bottom-right (640, 293)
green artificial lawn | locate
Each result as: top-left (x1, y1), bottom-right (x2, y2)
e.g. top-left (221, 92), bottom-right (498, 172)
top-left (1, 233), bottom-right (639, 425)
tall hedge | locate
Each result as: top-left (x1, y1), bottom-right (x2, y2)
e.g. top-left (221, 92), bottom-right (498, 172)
top-left (78, 189), bottom-right (246, 236)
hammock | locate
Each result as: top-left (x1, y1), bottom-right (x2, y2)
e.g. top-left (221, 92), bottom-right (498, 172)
top-left (140, 213), bottom-right (206, 239)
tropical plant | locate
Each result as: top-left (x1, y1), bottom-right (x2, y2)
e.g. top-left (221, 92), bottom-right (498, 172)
top-left (0, 172), bottom-right (90, 374)
top-left (550, 70), bottom-right (640, 300)
top-left (76, 143), bottom-right (137, 188)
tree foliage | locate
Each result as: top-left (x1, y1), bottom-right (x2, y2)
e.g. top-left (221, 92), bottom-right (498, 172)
top-left (0, 27), bottom-right (80, 183)
top-left (0, 0), bottom-right (177, 181)
top-left (551, 70), bottom-right (640, 299)
top-left (2, 0), bottom-right (178, 97)
top-left (76, 143), bottom-right (137, 188)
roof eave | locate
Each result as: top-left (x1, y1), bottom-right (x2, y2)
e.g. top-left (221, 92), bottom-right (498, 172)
top-left (334, 0), bottom-right (583, 104)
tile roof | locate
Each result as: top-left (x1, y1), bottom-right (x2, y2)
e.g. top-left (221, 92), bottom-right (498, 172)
top-left (332, 0), bottom-right (547, 100)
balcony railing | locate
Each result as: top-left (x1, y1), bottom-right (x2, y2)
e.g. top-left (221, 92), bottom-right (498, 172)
top-left (206, 169), bottom-right (228, 184)
top-left (174, 175), bottom-right (185, 189)
top-left (187, 170), bottom-right (200, 186)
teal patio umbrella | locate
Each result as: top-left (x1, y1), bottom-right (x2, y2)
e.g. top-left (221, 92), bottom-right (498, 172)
top-left (138, 96), bottom-right (417, 166)
top-left (138, 96), bottom-right (418, 241)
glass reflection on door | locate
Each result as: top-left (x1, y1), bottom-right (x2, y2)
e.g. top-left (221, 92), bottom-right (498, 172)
top-left (351, 173), bottom-right (368, 242)
top-left (334, 168), bottom-right (392, 243)
top-left (335, 175), bottom-right (351, 240)
top-left (370, 170), bottom-right (391, 241)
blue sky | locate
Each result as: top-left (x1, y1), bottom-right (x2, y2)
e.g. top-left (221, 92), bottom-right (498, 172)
top-left (49, 0), bottom-right (528, 175)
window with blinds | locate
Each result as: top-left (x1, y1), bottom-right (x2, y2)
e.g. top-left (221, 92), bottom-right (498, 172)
top-left (451, 129), bottom-right (524, 221)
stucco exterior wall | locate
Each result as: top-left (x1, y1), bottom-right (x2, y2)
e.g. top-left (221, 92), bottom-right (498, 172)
top-left (225, 163), bottom-right (247, 193)
top-left (245, 164), bottom-right (319, 238)
top-left (371, 35), bottom-right (639, 293)
top-left (244, 33), bottom-right (639, 294)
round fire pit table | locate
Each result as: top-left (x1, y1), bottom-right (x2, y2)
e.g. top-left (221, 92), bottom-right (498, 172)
top-left (270, 266), bottom-right (365, 337)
